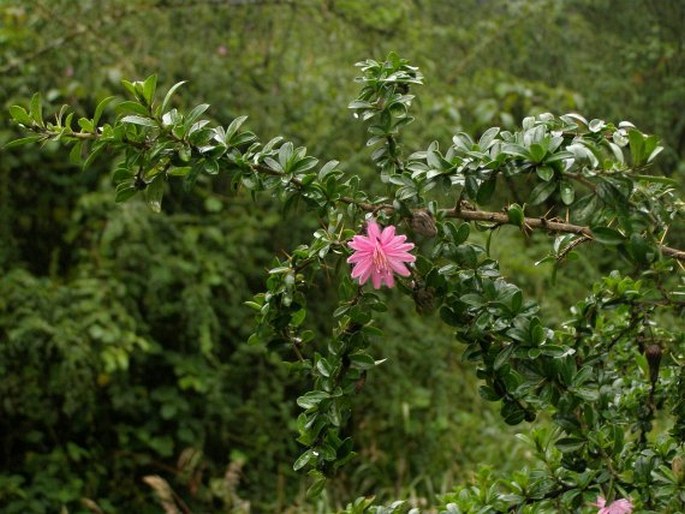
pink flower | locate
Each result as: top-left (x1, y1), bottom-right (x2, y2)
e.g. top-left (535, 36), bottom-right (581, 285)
top-left (593, 496), bottom-right (633, 514)
top-left (347, 220), bottom-right (415, 289)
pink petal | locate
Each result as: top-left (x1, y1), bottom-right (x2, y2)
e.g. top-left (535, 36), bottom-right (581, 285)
top-left (388, 258), bottom-right (411, 276)
top-left (371, 270), bottom-right (382, 289)
top-left (351, 259), bottom-right (372, 279)
top-left (358, 265), bottom-right (372, 284)
top-left (387, 251), bottom-right (416, 263)
top-left (366, 220), bottom-right (381, 241)
top-left (385, 233), bottom-right (406, 245)
top-left (385, 241), bottom-right (415, 253)
top-left (347, 252), bottom-right (372, 264)
top-left (383, 271), bottom-right (395, 288)
top-left (348, 236), bottom-right (374, 251)
top-left (608, 499), bottom-right (633, 514)
top-left (592, 496), bottom-right (633, 514)
top-left (380, 225), bottom-right (396, 245)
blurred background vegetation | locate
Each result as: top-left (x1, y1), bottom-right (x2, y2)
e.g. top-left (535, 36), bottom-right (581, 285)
top-left (1, 1), bottom-right (684, 512)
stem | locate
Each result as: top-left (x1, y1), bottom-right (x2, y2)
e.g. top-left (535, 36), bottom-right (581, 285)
top-left (445, 207), bottom-right (685, 262)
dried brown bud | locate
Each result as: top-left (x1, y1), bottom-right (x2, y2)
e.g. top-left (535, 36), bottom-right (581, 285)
top-left (410, 209), bottom-right (437, 238)
top-left (413, 283), bottom-right (437, 315)
top-left (672, 454), bottom-right (685, 482)
top-left (645, 344), bottom-right (663, 384)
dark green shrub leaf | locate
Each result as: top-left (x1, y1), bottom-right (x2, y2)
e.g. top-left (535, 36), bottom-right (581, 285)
top-left (528, 180), bottom-right (557, 205)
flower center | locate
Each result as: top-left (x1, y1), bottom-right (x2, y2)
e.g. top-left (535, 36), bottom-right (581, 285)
top-left (372, 244), bottom-right (388, 273)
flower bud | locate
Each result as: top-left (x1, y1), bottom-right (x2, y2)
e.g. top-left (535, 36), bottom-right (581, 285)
top-left (410, 209), bottom-right (437, 238)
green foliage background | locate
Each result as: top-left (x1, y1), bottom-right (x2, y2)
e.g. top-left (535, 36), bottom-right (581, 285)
top-left (1, 1), bottom-right (684, 512)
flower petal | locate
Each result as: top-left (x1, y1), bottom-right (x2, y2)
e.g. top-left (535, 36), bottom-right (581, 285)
top-left (366, 220), bottom-right (381, 241)
top-left (358, 265), bottom-right (372, 284)
top-left (347, 251), bottom-right (372, 264)
top-left (385, 240), bottom-right (414, 253)
top-left (371, 270), bottom-right (382, 289)
top-left (348, 235), bottom-right (374, 251)
top-left (351, 259), bottom-right (372, 279)
top-left (386, 251), bottom-right (416, 264)
top-left (388, 257), bottom-right (411, 276)
top-left (380, 225), bottom-right (396, 245)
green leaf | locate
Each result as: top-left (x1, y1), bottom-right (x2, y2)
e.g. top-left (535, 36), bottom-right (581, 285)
top-left (349, 351), bottom-right (376, 370)
top-left (293, 449), bottom-right (315, 471)
top-left (507, 204), bottom-right (525, 227)
top-left (555, 437), bottom-right (586, 453)
top-left (591, 226), bottom-right (624, 245)
top-left (588, 119), bottom-right (605, 133)
top-left (529, 319), bottom-right (546, 346)
top-left (479, 385), bottom-right (502, 401)
top-left (572, 386), bottom-right (599, 402)
top-left (476, 177), bottom-right (497, 204)
top-left (625, 233), bottom-right (653, 265)
top-left (559, 180), bottom-right (575, 205)
top-left (494, 345), bottom-right (514, 371)
top-left (535, 165), bottom-right (554, 182)
top-left (572, 194), bottom-right (599, 224)
top-left (93, 96), bottom-right (116, 126)
top-left (121, 115), bottom-right (157, 127)
top-left (145, 174), bottom-right (166, 213)
top-left (292, 156), bottom-right (319, 174)
top-left (464, 175), bottom-right (478, 199)
top-left (306, 471), bottom-right (327, 498)
top-left (9, 105), bottom-right (32, 125)
top-left (115, 182), bottom-right (138, 203)
top-left (453, 244), bottom-right (477, 268)
top-left (78, 117), bottom-right (94, 132)
top-left (83, 144), bottom-right (106, 169)
top-left (297, 391), bottom-right (329, 410)
top-left (3, 135), bottom-right (42, 149)
top-left (121, 79), bottom-right (138, 99)
top-left (64, 112), bottom-right (75, 131)
top-left (244, 301), bottom-right (262, 311)
top-left (68, 141), bottom-right (83, 165)
top-left (186, 103), bottom-right (210, 125)
top-left (501, 401), bottom-right (526, 425)
top-left (628, 129), bottom-right (644, 166)
top-left (315, 358), bottom-right (332, 378)
top-left (168, 166), bottom-right (191, 177)
top-left (528, 179), bottom-right (557, 205)
top-left (112, 167), bottom-right (134, 183)
top-left (318, 160), bottom-right (340, 180)
top-left (439, 306), bottom-right (461, 327)
top-left (225, 114), bottom-right (248, 137)
top-left (291, 309), bottom-right (306, 327)
top-left (529, 143), bottom-right (546, 163)
top-left (278, 142), bottom-right (294, 171)
top-left (117, 100), bottom-right (150, 116)
top-left (501, 143), bottom-right (529, 159)
top-left (142, 74), bottom-right (157, 106)
top-left (478, 126), bottom-right (500, 149)
top-left (29, 93), bottom-right (43, 126)
top-left (203, 159), bottom-right (219, 175)
top-left (160, 80), bottom-right (188, 114)
top-left (647, 145), bottom-right (663, 163)
top-left (454, 222), bottom-right (470, 244)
